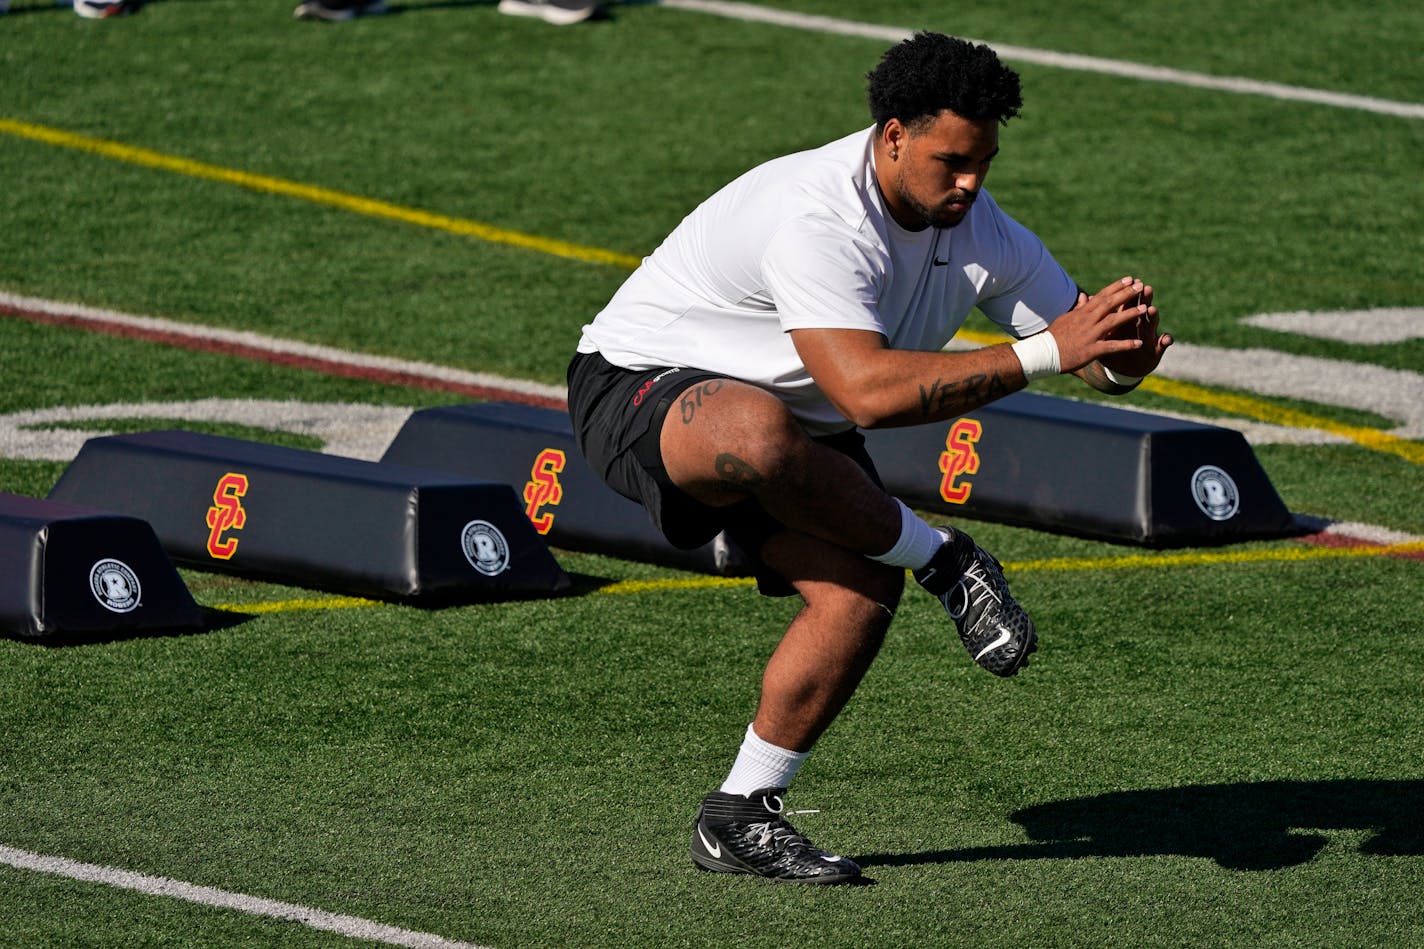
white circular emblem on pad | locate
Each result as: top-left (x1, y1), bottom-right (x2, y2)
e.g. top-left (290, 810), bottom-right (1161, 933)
top-left (90, 558), bottom-right (141, 613)
top-left (461, 520), bottom-right (511, 576)
top-left (1191, 466), bottom-right (1240, 521)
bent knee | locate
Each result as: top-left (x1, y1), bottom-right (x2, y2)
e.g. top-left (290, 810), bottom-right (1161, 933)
top-left (854, 560), bottom-right (906, 616)
top-left (662, 382), bottom-right (810, 494)
top-left (801, 558), bottom-right (905, 621)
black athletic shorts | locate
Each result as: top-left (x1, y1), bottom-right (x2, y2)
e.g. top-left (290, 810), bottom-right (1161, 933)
top-left (566, 350), bottom-right (884, 595)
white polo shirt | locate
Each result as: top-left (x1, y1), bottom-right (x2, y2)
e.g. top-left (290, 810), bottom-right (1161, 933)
top-left (578, 126), bottom-right (1077, 434)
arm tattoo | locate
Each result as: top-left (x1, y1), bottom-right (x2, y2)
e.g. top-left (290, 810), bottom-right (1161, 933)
top-left (679, 380), bottom-right (725, 424)
top-left (919, 378), bottom-right (959, 417)
top-left (918, 372), bottom-right (1011, 419)
top-left (714, 453), bottom-right (765, 490)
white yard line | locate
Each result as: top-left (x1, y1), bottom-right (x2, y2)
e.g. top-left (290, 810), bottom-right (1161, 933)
top-left (656, 0), bottom-right (1424, 120)
top-left (1313, 521), bottom-right (1424, 546)
top-left (0, 844), bottom-right (490, 949)
top-left (0, 399), bottom-right (414, 462)
top-left (1163, 341), bottom-right (1424, 439)
top-left (0, 291), bottom-right (567, 405)
top-left (1241, 308), bottom-right (1424, 344)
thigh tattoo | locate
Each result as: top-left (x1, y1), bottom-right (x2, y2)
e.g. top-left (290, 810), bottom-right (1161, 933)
top-left (679, 380), bottom-right (725, 424)
top-left (715, 453), bottom-right (765, 489)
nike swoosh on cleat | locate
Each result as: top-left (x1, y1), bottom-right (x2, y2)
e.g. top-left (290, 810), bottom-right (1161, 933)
top-left (823, 855), bottom-right (842, 863)
top-left (974, 628), bottom-right (1013, 660)
top-left (696, 826), bottom-right (722, 859)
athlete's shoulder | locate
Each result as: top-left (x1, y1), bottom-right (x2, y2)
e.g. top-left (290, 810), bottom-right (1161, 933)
top-left (789, 126), bottom-right (879, 220)
top-left (727, 127), bottom-right (870, 209)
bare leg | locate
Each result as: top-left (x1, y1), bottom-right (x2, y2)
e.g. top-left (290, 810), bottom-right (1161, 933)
top-left (748, 529), bottom-right (904, 752)
top-left (661, 378), bottom-right (909, 749)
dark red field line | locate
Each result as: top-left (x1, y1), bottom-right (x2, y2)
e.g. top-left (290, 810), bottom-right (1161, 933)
top-left (1294, 529), bottom-right (1424, 561)
top-left (2, 303), bottom-right (568, 411)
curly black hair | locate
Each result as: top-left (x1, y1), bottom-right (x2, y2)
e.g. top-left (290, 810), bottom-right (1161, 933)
top-left (866, 32), bottom-right (1023, 129)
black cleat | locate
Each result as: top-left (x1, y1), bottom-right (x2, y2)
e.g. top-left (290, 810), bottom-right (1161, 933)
top-left (914, 528), bottom-right (1037, 677)
top-left (690, 787), bottom-right (861, 884)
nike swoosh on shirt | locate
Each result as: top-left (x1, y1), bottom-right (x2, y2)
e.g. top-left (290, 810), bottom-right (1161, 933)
top-left (697, 826), bottom-right (722, 859)
top-left (974, 628), bottom-right (1013, 660)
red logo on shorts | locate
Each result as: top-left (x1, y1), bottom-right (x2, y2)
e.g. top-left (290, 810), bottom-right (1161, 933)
top-left (632, 368), bottom-right (682, 406)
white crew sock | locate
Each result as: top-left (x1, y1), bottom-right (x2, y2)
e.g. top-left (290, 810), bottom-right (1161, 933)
top-left (868, 499), bottom-right (944, 570)
top-left (719, 723), bottom-right (810, 796)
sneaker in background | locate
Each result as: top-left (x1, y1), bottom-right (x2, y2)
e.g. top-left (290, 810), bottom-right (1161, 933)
top-left (497, 0), bottom-right (598, 26)
top-left (73, 0), bottom-right (136, 17)
top-left (292, 0), bottom-right (388, 22)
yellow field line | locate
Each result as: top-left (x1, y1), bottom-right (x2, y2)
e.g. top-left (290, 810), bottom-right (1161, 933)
top-left (8, 117), bottom-right (1418, 464)
top-left (209, 595), bottom-right (381, 614)
top-left (1009, 540), bottom-right (1424, 573)
top-left (1137, 376), bottom-right (1424, 465)
top-left (955, 328), bottom-right (1423, 465)
top-left (0, 117), bottom-right (643, 271)
top-left (594, 576), bottom-right (757, 595)
top-left (206, 541), bottom-right (1422, 613)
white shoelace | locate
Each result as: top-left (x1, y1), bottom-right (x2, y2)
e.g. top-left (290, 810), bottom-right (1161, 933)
top-left (750, 798), bottom-right (823, 851)
top-left (747, 810), bottom-right (821, 851)
top-left (960, 562), bottom-right (1003, 606)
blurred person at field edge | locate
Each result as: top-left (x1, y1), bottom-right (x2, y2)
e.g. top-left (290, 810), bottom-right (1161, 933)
top-left (292, 0), bottom-right (598, 23)
top-left (566, 32), bottom-right (1172, 884)
top-left (61, 0), bottom-right (139, 16)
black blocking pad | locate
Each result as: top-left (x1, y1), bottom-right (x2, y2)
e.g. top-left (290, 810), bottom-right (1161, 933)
top-left (384, 397), bottom-right (1299, 565)
top-left (48, 431), bottom-right (571, 603)
top-left (862, 392), bottom-right (1300, 546)
top-left (381, 402), bottom-right (750, 575)
top-left (0, 492), bottom-right (204, 640)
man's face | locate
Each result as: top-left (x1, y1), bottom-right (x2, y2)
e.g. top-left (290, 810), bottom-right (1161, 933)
top-left (883, 110), bottom-right (1000, 230)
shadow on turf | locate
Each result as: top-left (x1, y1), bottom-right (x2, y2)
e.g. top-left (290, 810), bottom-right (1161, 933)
top-left (10, 573), bottom-right (613, 646)
top-left (856, 780), bottom-right (1424, 872)
top-left (16, 606), bottom-right (251, 648)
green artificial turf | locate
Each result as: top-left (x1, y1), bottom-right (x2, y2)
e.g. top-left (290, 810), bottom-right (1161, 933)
top-left (1, 1), bottom-right (1421, 945)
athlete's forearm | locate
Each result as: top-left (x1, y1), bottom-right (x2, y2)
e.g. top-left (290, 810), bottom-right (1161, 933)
top-left (790, 330), bottom-right (1029, 428)
top-left (851, 345), bottom-right (1028, 428)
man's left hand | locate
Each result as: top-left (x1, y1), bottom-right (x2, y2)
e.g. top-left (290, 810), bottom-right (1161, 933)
top-left (1093, 283), bottom-right (1173, 378)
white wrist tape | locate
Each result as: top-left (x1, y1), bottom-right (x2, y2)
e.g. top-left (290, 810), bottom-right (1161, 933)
top-left (1101, 365), bottom-right (1144, 387)
top-left (1010, 333), bottom-right (1061, 382)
